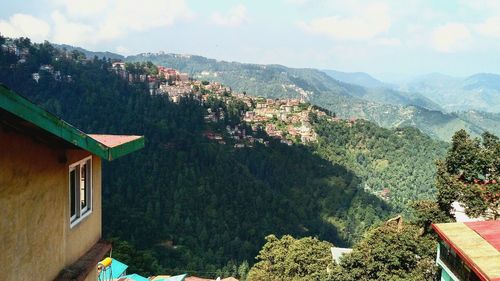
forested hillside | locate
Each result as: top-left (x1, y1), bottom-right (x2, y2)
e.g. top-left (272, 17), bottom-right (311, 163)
top-left (312, 117), bottom-right (448, 212)
top-left (0, 37), bottom-right (389, 275)
top-left (0, 37), bottom-right (448, 277)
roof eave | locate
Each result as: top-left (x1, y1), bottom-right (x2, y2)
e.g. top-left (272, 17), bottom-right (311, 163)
top-left (105, 136), bottom-right (145, 161)
top-left (0, 85), bottom-right (144, 161)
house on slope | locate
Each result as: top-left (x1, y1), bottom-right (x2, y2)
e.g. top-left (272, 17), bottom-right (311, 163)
top-left (0, 85), bottom-right (145, 281)
top-left (330, 247), bottom-right (353, 264)
top-left (432, 221), bottom-right (500, 281)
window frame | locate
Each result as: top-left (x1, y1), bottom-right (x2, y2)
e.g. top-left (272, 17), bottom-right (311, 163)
top-left (69, 156), bottom-right (93, 228)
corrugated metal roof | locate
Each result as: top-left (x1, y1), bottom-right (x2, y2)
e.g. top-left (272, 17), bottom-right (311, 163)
top-left (465, 221), bottom-right (500, 251)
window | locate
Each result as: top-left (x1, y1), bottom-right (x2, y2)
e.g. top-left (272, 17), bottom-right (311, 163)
top-left (69, 156), bottom-right (92, 227)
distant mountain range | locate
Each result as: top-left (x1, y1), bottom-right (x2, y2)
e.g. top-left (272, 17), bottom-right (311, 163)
top-left (126, 53), bottom-right (443, 113)
top-left (51, 45), bottom-right (499, 141)
top-left (322, 69), bottom-right (442, 111)
top-left (124, 53), bottom-right (499, 141)
top-left (399, 72), bottom-right (500, 113)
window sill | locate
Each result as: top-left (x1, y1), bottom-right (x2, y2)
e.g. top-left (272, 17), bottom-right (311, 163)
top-left (70, 210), bottom-right (92, 229)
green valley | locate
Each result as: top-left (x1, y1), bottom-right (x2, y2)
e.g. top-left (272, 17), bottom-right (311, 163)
top-left (0, 37), bottom-right (450, 278)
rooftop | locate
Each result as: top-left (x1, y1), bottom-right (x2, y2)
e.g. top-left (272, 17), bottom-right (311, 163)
top-left (0, 84), bottom-right (144, 160)
top-left (433, 221), bottom-right (500, 281)
top-left (330, 247), bottom-right (353, 264)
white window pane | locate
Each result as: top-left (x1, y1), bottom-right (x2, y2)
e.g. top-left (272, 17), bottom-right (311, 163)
top-left (80, 163), bottom-right (87, 212)
top-left (70, 169), bottom-right (76, 220)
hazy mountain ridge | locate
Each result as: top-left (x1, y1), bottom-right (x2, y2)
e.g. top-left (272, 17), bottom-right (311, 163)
top-left (53, 43), bottom-right (125, 60)
top-left (126, 53), bottom-right (498, 141)
top-left (322, 69), bottom-right (386, 88)
top-left (322, 69), bottom-right (443, 111)
top-left (401, 72), bottom-right (500, 113)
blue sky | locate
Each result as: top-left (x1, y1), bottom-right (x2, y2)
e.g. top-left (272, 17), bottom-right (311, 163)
top-left (1, 0), bottom-right (500, 81)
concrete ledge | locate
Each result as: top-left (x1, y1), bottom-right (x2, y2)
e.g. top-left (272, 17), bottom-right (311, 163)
top-left (54, 240), bottom-right (111, 281)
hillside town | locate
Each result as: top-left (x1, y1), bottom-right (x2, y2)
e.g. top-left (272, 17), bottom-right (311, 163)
top-left (0, 38), bottom-right (332, 148)
top-left (109, 60), bottom-right (342, 146)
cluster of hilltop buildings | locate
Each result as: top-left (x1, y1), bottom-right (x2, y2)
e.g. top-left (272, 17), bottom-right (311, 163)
top-left (1, 40), bottom-right (29, 64)
top-left (2, 46), bottom-right (325, 146)
top-left (0, 40), bottom-right (73, 83)
top-left (13, 52), bottom-right (338, 147)
top-left (111, 62), bottom-right (191, 96)
top-left (202, 90), bottom-right (323, 146)
top-left (109, 60), bottom-right (341, 145)
top-left (32, 64), bottom-right (73, 83)
top-left (242, 98), bottom-right (321, 143)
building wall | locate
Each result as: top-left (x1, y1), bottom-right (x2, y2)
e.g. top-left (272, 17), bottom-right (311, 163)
top-left (85, 270), bottom-right (98, 281)
top-left (0, 128), bottom-right (102, 281)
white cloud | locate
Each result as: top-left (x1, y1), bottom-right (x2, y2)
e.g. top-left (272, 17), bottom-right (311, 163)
top-left (0, 14), bottom-right (50, 42)
top-left (431, 23), bottom-right (471, 53)
top-left (51, 11), bottom-right (94, 45)
top-left (211, 5), bottom-right (247, 27)
top-left (459, 0), bottom-right (500, 12)
top-left (375, 37), bottom-right (401, 46)
top-left (299, 3), bottom-right (391, 40)
top-left (49, 0), bottom-right (193, 45)
top-left (50, 0), bottom-right (106, 19)
top-left (116, 45), bottom-right (130, 55)
top-left (284, 0), bottom-right (310, 5)
top-left (475, 16), bottom-right (500, 38)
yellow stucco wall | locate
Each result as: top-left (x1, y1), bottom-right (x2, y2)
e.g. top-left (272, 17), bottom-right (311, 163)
top-left (0, 128), bottom-right (102, 281)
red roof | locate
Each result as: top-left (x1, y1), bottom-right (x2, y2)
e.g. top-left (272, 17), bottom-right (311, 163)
top-left (89, 134), bottom-right (143, 148)
top-left (465, 220), bottom-right (500, 251)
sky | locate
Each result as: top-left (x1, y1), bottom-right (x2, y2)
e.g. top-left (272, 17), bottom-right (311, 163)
top-left (1, 0), bottom-right (500, 81)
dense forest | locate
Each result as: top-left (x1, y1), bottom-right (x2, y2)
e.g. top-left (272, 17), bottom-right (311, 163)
top-left (0, 37), bottom-right (455, 278)
top-left (311, 116), bottom-right (448, 212)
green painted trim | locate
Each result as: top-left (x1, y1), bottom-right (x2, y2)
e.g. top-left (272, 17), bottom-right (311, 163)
top-left (0, 85), bottom-right (144, 160)
top-left (436, 243), bottom-right (460, 281)
top-left (108, 136), bottom-right (145, 161)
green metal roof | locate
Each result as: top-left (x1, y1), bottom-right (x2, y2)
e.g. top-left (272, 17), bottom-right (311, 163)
top-left (0, 85), bottom-right (144, 160)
